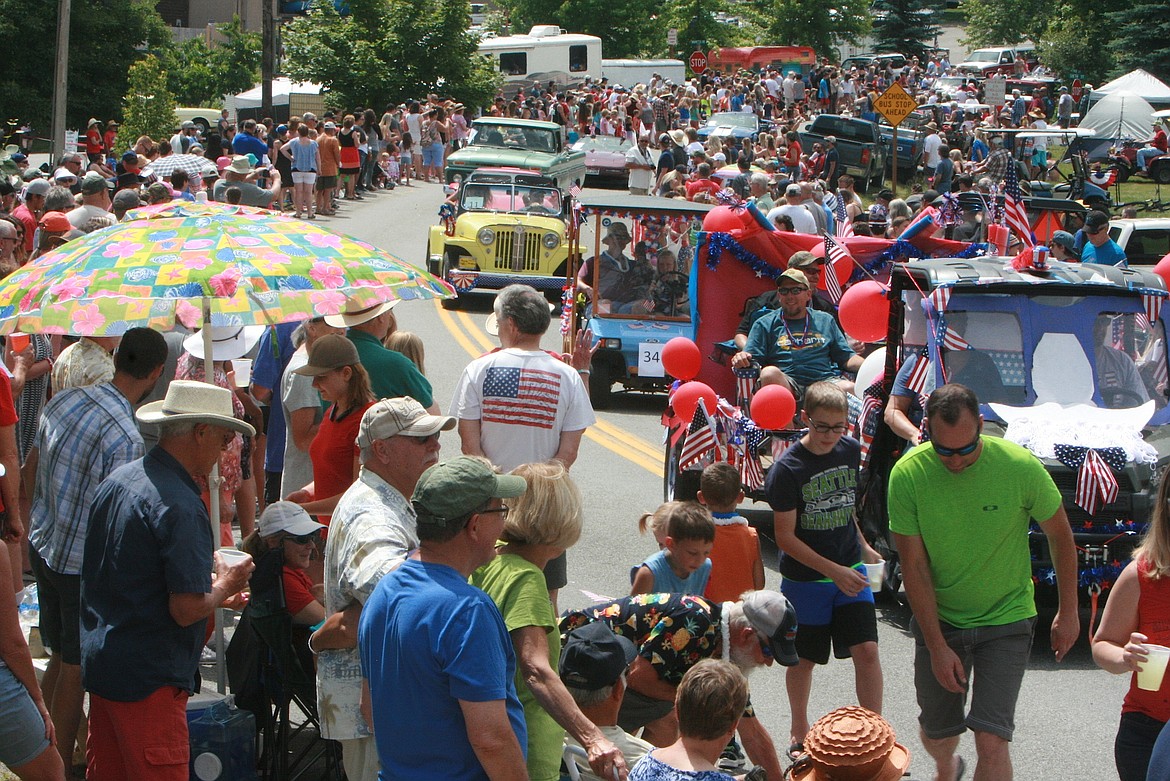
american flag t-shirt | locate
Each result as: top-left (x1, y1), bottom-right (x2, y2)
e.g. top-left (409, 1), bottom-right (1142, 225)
top-left (481, 366), bottom-right (562, 429)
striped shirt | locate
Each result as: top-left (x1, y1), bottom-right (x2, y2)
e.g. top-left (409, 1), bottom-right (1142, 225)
top-left (28, 382), bottom-right (143, 574)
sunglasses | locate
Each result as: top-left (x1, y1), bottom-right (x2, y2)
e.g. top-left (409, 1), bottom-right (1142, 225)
top-left (757, 636), bottom-right (774, 660)
top-left (284, 532), bottom-right (318, 544)
top-left (478, 506), bottom-right (510, 519)
top-left (930, 433), bottom-right (981, 457)
top-left (404, 432), bottom-right (440, 445)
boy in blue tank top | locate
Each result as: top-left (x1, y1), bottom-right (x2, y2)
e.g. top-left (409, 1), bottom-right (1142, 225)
top-left (630, 502), bottom-right (715, 596)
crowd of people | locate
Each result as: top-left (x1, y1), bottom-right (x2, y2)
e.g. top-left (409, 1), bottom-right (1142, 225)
top-left (0, 55), bottom-right (1167, 781)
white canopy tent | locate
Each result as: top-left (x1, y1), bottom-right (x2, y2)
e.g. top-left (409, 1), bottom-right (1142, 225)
top-left (1078, 90), bottom-right (1156, 140)
top-left (226, 79), bottom-right (324, 111)
top-left (1091, 69), bottom-right (1170, 110)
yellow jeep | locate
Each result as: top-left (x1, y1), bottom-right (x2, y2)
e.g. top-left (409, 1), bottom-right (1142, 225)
top-left (426, 168), bottom-right (570, 308)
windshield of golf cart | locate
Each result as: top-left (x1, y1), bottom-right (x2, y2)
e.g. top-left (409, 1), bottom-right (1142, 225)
top-left (579, 212), bottom-right (699, 321)
top-left (898, 287), bottom-right (1170, 413)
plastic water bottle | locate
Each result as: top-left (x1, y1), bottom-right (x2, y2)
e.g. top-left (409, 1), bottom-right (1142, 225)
top-left (18, 584), bottom-right (38, 627)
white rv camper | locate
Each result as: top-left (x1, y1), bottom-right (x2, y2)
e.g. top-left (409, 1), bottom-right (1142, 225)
top-left (478, 26), bottom-right (603, 96)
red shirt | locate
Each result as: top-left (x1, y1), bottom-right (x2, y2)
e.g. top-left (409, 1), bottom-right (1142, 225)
top-left (308, 400), bottom-right (373, 525)
top-left (685, 178), bottom-right (721, 201)
top-left (282, 566), bottom-right (318, 617)
top-left (1122, 556), bottom-right (1170, 722)
top-left (1154, 128), bottom-right (1168, 153)
top-left (85, 128), bottom-right (103, 155)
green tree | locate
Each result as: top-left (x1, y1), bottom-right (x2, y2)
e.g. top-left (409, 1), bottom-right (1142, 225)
top-left (0, 0), bottom-right (169, 130)
top-left (157, 17), bottom-right (261, 107)
top-left (659, 0), bottom-right (740, 57)
top-left (1108, 0), bottom-right (1170, 81)
top-left (1037, 11), bottom-right (1113, 84)
top-left (498, 0), bottom-right (660, 57)
top-left (757, 0), bottom-right (871, 60)
top-left (871, 0), bottom-right (940, 61)
top-left (960, 0), bottom-right (1046, 48)
top-left (116, 55), bottom-right (177, 147)
top-left (283, 0), bottom-right (499, 110)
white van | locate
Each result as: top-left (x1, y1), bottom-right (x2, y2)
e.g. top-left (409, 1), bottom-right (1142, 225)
top-left (478, 26), bottom-right (602, 96)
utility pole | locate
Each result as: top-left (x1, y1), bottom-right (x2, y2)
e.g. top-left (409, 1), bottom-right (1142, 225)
top-left (50, 0), bottom-right (71, 162)
top-left (262, 0), bottom-right (275, 117)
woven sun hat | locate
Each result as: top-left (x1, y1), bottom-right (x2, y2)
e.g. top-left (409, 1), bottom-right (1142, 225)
top-left (183, 325), bottom-right (264, 361)
top-left (790, 707), bottom-right (910, 781)
top-left (322, 297), bottom-right (399, 328)
top-left (136, 380), bottom-right (255, 436)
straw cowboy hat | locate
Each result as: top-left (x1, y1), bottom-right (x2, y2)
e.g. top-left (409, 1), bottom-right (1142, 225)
top-left (322, 297), bottom-right (400, 328)
top-left (789, 707), bottom-right (911, 781)
top-left (183, 325), bottom-right (264, 361)
top-left (136, 380), bottom-right (256, 436)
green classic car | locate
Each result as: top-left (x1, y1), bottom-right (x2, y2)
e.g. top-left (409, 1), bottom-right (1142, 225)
top-left (427, 168), bottom-right (570, 308)
top-left (444, 118), bottom-right (586, 191)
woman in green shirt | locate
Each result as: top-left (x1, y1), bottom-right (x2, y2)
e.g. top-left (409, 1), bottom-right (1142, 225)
top-left (472, 461), bottom-right (626, 781)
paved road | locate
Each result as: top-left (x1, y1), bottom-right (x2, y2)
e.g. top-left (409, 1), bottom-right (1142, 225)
top-left (327, 180), bottom-right (1123, 781)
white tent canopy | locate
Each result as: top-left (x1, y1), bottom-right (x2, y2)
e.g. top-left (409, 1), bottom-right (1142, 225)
top-left (1078, 90), bottom-right (1156, 140)
top-left (226, 79), bottom-right (323, 110)
top-left (1091, 69), bottom-right (1170, 109)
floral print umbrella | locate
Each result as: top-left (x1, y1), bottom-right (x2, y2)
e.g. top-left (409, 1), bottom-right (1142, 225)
top-left (0, 205), bottom-right (454, 335)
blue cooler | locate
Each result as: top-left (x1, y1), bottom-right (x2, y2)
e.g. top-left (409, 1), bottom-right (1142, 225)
top-left (186, 694), bottom-right (257, 780)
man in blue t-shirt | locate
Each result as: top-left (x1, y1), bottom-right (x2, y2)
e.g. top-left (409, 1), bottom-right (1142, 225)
top-left (1080, 210), bottom-right (1127, 267)
top-left (733, 268), bottom-right (863, 400)
top-left (231, 118), bottom-right (269, 163)
top-left (358, 457), bottom-right (530, 781)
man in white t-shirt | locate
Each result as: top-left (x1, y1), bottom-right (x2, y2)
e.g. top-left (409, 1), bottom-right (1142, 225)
top-left (625, 136), bottom-right (656, 195)
top-left (451, 284), bottom-right (595, 473)
top-left (922, 122), bottom-right (943, 176)
top-left (767, 184), bottom-right (819, 234)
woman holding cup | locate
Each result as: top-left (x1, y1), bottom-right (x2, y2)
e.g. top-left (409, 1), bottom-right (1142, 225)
top-left (1091, 472), bottom-right (1170, 781)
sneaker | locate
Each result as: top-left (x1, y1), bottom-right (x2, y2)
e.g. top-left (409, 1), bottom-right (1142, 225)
top-left (718, 738), bottom-right (747, 772)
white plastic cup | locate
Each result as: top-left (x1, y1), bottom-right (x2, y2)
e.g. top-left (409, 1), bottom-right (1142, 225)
top-left (864, 561), bottom-right (885, 592)
top-left (217, 547), bottom-right (250, 567)
top-left (232, 358), bottom-right (252, 388)
top-left (1137, 644), bottom-right (1170, 691)
top-left (195, 190), bottom-right (208, 204)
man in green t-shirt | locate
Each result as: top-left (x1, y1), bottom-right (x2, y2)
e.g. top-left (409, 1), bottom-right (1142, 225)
top-left (888, 383), bottom-right (1080, 781)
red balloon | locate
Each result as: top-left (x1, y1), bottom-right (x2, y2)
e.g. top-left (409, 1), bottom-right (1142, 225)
top-left (752, 384), bottom-right (797, 429)
top-left (838, 280), bottom-right (890, 343)
top-left (703, 205), bottom-right (752, 233)
top-left (671, 381), bottom-right (717, 422)
top-left (1155, 253), bottom-right (1170, 291)
top-left (662, 337), bottom-right (702, 381)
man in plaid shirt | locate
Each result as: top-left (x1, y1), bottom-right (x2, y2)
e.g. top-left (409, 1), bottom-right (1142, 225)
top-left (26, 327), bottom-right (167, 770)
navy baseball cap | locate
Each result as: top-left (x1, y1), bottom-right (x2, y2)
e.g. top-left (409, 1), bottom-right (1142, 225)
top-left (559, 621), bottom-right (637, 690)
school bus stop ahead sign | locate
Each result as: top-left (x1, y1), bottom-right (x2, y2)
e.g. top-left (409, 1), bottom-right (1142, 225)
top-left (873, 81), bottom-right (917, 126)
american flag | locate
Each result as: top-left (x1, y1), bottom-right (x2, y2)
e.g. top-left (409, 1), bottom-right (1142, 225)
top-left (1002, 162), bottom-right (1034, 248)
top-left (569, 182), bottom-right (582, 198)
top-left (734, 366), bottom-right (759, 410)
top-left (737, 420), bottom-right (767, 491)
top-left (858, 379), bottom-right (885, 468)
top-left (929, 286), bottom-right (951, 315)
top-left (937, 315), bottom-right (973, 352)
top-left (904, 349), bottom-right (933, 396)
top-left (1076, 449), bottom-right (1119, 516)
top-left (834, 195), bottom-right (854, 237)
top-left (481, 366), bottom-right (562, 430)
top-left (678, 399), bottom-right (718, 468)
top-left (1142, 292), bottom-right (1165, 325)
top-left (822, 235), bottom-right (848, 304)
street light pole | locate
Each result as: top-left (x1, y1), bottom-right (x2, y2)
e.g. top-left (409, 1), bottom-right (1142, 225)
top-left (262, 0), bottom-right (274, 118)
top-left (50, 0), bottom-right (71, 162)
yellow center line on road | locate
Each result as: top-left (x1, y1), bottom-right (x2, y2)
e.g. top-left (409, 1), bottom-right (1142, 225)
top-left (432, 300), bottom-right (664, 478)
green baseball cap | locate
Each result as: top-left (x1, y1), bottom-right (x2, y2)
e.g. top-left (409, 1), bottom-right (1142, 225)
top-left (412, 456), bottom-right (527, 528)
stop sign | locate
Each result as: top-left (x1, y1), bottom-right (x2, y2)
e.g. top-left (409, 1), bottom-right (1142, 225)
top-left (689, 51), bottom-right (707, 74)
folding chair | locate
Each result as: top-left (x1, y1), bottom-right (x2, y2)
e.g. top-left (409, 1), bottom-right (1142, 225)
top-left (243, 550), bottom-right (344, 780)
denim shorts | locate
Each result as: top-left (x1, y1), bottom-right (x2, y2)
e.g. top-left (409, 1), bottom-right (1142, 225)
top-left (421, 143), bottom-right (444, 168)
top-left (911, 616), bottom-right (1035, 741)
top-left (0, 661), bottom-right (50, 768)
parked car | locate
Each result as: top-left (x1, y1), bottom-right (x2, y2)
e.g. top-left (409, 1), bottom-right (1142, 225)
top-left (574, 193), bottom-right (712, 408)
top-left (878, 108), bottom-right (933, 175)
top-left (174, 107), bottom-right (220, 135)
top-left (1110, 218), bottom-right (1170, 266)
top-left (571, 135), bottom-right (658, 187)
top-left (444, 117), bottom-right (587, 192)
top-left (426, 168), bottom-right (570, 308)
top-left (696, 112), bottom-right (772, 142)
top-left (798, 114), bottom-right (887, 190)
top-left (841, 53), bottom-right (907, 73)
top-left (956, 45), bottom-right (1037, 78)
top-left (931, 74), bottom-right (979, 101)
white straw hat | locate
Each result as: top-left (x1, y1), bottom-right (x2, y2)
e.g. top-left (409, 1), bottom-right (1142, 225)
top-left (136, 380), bottom-right (255, 435)
top-left (183, 325), bottom-right (264, 361)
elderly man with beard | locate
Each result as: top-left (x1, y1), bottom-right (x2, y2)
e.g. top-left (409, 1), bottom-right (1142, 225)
top-left (559, 590), bottom-right (797, 780)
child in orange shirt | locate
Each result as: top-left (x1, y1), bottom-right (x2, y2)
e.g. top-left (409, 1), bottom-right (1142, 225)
top-left (698, 462), bottom-right (765, 602)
